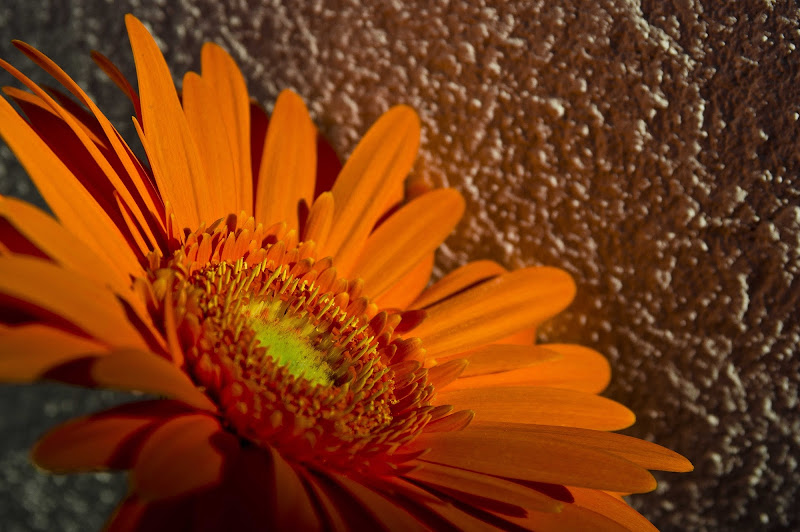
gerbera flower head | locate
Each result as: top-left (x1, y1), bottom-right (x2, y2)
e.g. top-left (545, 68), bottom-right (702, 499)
top-left (0, 14), bottom-right (692, 531)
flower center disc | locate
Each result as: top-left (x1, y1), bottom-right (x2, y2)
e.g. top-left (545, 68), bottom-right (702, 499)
top-left (148, 221), bottom-right (435, 472)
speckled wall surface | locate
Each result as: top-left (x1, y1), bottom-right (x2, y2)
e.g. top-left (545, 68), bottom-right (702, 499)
top-left (1, 1), bottom-right (798, 530)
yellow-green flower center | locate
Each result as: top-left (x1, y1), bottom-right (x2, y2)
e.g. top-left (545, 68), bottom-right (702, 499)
top-left (245, 299), bottom-right (333, 387)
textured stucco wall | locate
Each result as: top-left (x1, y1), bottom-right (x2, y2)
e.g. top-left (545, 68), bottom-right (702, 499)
top-left (1, 1), bottom-right (798, 530)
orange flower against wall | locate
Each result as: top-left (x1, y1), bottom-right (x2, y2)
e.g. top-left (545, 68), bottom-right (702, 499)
top-left (0, 15), bottom-right (691, 531)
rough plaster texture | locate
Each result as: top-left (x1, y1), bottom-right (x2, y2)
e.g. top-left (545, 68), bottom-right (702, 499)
top-left (1, 1), bottom-right (798, 530)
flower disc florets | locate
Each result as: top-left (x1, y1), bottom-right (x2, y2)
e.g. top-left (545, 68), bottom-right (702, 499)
top-left (146, 217), bottom-right (435, 474)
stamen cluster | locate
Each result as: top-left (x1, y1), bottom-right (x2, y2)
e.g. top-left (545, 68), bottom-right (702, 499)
top-left (146, 217), bottom-right (436, 474)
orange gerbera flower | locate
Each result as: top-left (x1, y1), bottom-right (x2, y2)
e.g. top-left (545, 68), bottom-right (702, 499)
top-left (0, 14), bottom-right (691, 531)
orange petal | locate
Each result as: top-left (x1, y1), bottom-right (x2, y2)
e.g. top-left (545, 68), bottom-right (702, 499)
top-left (502, 487), bottom-right (651, 532)
top-left (437, 386), bottom-right (635, 431)
top-left (0, 198), bottom-right (163, 350)
top-left (412, 260), bottom-right (505, 309)
top-left (0, 197), bottom-right (133, 294)
top-left (0, 255), bottom-right (148, 350)
top-left (0, 93), bottom-right (142, 279)
top-left (182, 71), bottom-right (239, 219)
top-left (413, 492), bottom-right (516, 531)
top-left (91, 348), bottom-right (216, 412)
top-left (11, 40), bottom-right (165, 241)
top-left (507, 500), bottom-right (630, 532)
top-left (453, 343), bottom-right (610, 394)
top-left (409, 427), bottom-right (656, 494)
top-left (254, 89), bottom-right (316, 231)
top-left (328, 472), bottom-right (428, 531)
top-left (496, 326), bottom-right (537, 346)
top-left (200, 43), bottom-right (253, 213)
top-left (349, 189), bottom-right (464, 299)
top-left (301, 472), bottom-right (351, 531)
top-left (302, 191), bottom-right (334, 245)
top-left (427, 358), bottom-right (469, 389)
top-left (3, 86), bottom-right (105, 147)
top-left (405, 461), bottom-right (562, 514)
top-left (472, 422), bottom-right (693, 473)
top-left (566, 487), bottom-right (658, 531)
top-left (3, 85), bottom-right (158, 262)
top-left (374, 252), bottom-right (434, 310)
top-left (322, 106), bottom-right (420, 273)
top-left (448, 344), bottom-right (611, 394)
top-left (0, 324), bottom-right (106, 382)
top-left (91, 50), bottom-right (142, 121)
top-left (302, 470), bottom-right (386, 531)
top-left (131, 414), bottom-right (234, 500)
top-left (31, 400), bottom-right (194, 473)
top-left (422, 409), bottom-right (474, 433)
top-left (33, 416), bottom-right (153, 473)
top-left (125, 15), bottom-right (212, 231)
top-left (412, 267), bottom-right (576, 358)
top-left (455, 344), bottom-right (562, 377)
top-left (265, 447), bottom-right (322, 530)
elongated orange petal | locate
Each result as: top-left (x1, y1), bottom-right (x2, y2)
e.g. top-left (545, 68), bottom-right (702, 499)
top-left (0, 199), bottom-right (164, 348)
top-left (437, 386), bottom-right (635, 431)
top-left (452, 343), bottom-right (611, 394)
top-left (566, 487), bottom-right (658, 531)
top-left (3, 86), bottom-right (105, 146)
top-left (472, 422), bottom-right (692, 473)
top-left (427, 358), bottom-right (469, 389)
top-left (32, 400), bottom-right (197, 473)
top-left (254, 89), bottom-right (316, 231)
top-left (406, 461), bottom-right (562, 513)
top-left (0, 324), bottom-right (106, 382)
top-left (349, 189), bottom-right (464, 299)
top-left (91, 348), bottom-right (216, 412)
top-left (412, 260), bottom-right (506, 309)
top-left (91, 50), bottom-right (142, 121)
top-left (541, 344), bottom-right (611, 393)
top-left (0, 197), bottom-right (131, 293)
top-left (322, 106), bottom-right (420, 272)
top-left (374, 251), bottom-right (434, 310)
top-left (0, 255), bottom-right (148, 349)
top-left (496, 326), bottom-right (537, 346)
top-left (5, 84), bottom-right (160, 260)
top-left (33, 416), bottom-right (153, 473)
top-left (11, 40), bottom-right (165, 235)
top-left (131, 414), bottom-right (233, 500)
top-left (126, 15), bottom-right (212, 231)
top-left (413, 267), bottom-right (576, 358)
top-left (329, 472), bottom-right (428, 531)
top-left (409, 427), bottom-right (657, 494)
top-left (301, 471), bottom-right (353, 532)
top-left (0, 95), bottom-right (142, 278)
top-left (265, 448), bottom-right (321, 530)
top-left (508, 500), bottom-right (630, 532)
top-left (182, 71), bottom-right (238, 219)
top-left (422, 409), bottom-right (474, 433)
top-left (302, 191), bottom-right (333, 245)
top-left (201, 43), bottom-right (253, 213)
top-left (455, 344), bottom-right (562, 377)
top-left (410, 488), bottom-right (515, 530)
